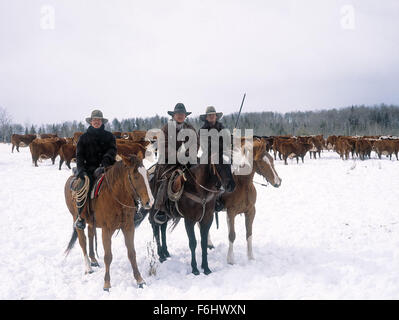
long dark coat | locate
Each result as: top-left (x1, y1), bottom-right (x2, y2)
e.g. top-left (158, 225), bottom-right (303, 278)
top-left (76, 124), bottom-right (117, 177)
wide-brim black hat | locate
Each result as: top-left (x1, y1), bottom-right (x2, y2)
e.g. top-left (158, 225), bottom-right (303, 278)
top-left (167, 103), bottom-right (192, 117)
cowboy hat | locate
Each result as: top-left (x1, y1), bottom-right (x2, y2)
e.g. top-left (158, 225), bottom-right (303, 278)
top-left (199, 106), bottom-right (223, 122)
top-left (167, 103), bottom-right (192, 117)
top-left (85, 109), bottom-right (108, 125)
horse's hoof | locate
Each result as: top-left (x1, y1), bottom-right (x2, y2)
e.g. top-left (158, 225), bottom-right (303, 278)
top-left (103, 288), bottom-right (109, 292)
top-left (138, 282), bottom-right (146, 289)
top-left (204, 269), bottom-right (212, 275)
top-left (159, 255), bottom-right (167, 263)
top-left (91, 261), bottom-right (100, 267)
top-left (192, 269), bottom-right (200, 276)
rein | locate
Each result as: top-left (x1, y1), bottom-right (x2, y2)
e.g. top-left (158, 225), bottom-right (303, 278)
top-left (184, 164), bottom-right (221, 194)
top-left (171, 163), bottom-right (222, 223)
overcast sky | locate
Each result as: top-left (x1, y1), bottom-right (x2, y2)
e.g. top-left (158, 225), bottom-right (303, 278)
top-left (0, 0), bottom-right (398, 125)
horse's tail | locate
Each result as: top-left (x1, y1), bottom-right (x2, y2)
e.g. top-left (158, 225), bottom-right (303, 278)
top-left (64, 227), bottom-right (78, 256)
top-left (169, 216), bottom-right (181, 232)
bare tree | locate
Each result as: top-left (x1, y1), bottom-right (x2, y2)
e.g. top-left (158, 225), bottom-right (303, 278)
top-left (0, 107), bottom-right (12, 142)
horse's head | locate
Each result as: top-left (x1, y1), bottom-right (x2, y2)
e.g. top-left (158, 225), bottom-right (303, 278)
top-left (121, 155), bottom-right (154, 209)
top-left (211, 152), bottom-right (236, 193)
top-left (253, 139), bottom-right (282, 188)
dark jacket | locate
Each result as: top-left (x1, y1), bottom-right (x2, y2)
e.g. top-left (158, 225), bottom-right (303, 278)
top-left (76, 124), bottom-right (117, 176)
top-left (199, 120), bottom-right (227, 162)
top-left (159, 120), bottom-right (199, 165)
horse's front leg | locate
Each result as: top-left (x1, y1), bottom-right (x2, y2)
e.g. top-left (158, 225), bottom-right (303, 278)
top-left (199, 214), bottom-right (213, 275)
top-left (160, 221), bottom-right (170, 258)
top-left (122, 223), bottom-right (145, 288)
top-left (184, 219), bottom-right (199, 275)
top-left (226, 211), bottom-right (236, 265)
top-left (245, 206), bottom-right (256, 261)
top-left (151, 220), bottom-right (166, 262)
top-left (102, 227), bottom-right (114, 291)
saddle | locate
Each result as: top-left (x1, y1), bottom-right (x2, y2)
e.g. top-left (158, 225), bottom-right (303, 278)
top-left (90, 173), bottom-right (105, 200)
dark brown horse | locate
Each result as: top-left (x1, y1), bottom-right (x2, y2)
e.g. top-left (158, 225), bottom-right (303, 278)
top-left (64, 155), bottom-right (154, 290)
top-left (207, 137), bottom-right (282, 264)
top-left (141, 158), bottom-right (235, 275)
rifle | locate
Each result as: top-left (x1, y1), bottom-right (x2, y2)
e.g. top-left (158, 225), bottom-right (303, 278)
top-left (234, 93), bottom-right (246, 129)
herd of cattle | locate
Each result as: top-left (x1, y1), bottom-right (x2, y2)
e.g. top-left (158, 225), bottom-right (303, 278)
top-left (10, 132), bottom-right (399, 167)
top-left (262, 134), bottom-right (399, 164)
top-left (10, 131), bottom-right (150, 168)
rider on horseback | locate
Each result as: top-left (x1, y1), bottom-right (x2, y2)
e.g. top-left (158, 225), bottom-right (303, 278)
top-left (151, 103), bottom-right (199, 223)
top-left (198, 106), bottom-right (229, 212)
top-left (74, 110), bottom-right (117, 230)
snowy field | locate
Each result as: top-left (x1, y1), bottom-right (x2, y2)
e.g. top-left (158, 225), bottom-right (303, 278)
top-left (1, 142), bottom-right (399, 300)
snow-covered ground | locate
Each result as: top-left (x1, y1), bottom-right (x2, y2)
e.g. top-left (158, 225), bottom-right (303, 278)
top-left (1, 142), bottom-right (399, 300)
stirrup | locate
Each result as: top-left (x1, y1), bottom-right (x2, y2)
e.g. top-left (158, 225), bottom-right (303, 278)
top-left (153, 211), bottom-right (168, 224)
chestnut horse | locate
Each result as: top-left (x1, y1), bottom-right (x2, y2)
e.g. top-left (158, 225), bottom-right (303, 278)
top-left (208, 137), bottom-right (282, 264)
top-left (142, 158), bottom-right (235, 275)
top-left (64, 155), bottom-right (154, 290)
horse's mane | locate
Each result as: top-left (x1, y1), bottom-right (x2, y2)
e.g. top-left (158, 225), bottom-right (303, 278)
top-left (105, 160), bottom-right (127, 185)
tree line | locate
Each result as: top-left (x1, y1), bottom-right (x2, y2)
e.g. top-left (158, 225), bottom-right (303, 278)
top-left (1, 104), bottom-right (399, 143)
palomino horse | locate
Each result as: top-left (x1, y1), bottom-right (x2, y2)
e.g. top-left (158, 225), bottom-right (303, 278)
top-left (213, 137), bottom-right (282, 264)
top-left (145, 158), bottom-right (235, 275)
top-left (64, 155), bottom-right (154, 290)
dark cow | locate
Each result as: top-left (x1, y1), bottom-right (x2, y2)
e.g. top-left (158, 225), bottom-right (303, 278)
top-left (11, 134), bottom-right (37, 153)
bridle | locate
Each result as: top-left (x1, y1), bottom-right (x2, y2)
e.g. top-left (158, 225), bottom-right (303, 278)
top-left (184, 163), bottom-right (223, 194)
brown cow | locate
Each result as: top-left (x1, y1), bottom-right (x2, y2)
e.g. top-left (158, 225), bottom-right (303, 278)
top-left (335, 137), bottom-right (351, 160)
top-left (127, 130), bottom-right (147, 142)
top-left (326, 135), bottom-right (338, 150)
top-left (39, 133), bottom-right (58, 139)
top-left (355, 138), bottom-right (373, 160)
top-left (73, 132), bottom-right (83, 145)
top-left (116, 141), bottom-right (147, 161)
top-left (373, 140), bottom-right (398, 160)
top-left (279, 140), bottom-right (313, 165)
top-left (272, 136), bottom-right (295, 160)
top-left (11, 134), bottom-right (37, 153)
top-left (112, 131), bottom-right (123, 139)
top-left (59, 143), bottom-right (77, 170)
top-left (29, 138), bottom-right (66, 167)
